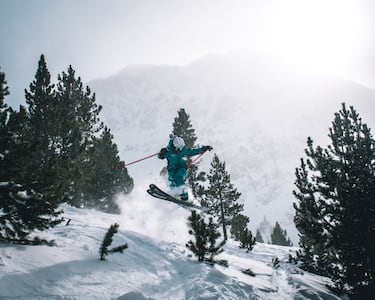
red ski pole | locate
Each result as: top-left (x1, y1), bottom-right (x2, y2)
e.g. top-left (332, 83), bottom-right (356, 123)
top-left (117, 152), bottom-right (159, 169)
top-left (187, 150), bottom-right (208, 168)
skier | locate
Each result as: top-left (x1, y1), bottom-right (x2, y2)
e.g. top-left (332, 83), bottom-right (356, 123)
top-left (158, 134), bottom-right (212, 200)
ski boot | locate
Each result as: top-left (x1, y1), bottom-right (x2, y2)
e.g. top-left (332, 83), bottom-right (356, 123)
top-left (178, 191), bottom-right (189, 201)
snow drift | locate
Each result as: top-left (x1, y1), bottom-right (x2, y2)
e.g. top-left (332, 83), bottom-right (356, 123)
top-left (0, 197), bottom-right (340, 299)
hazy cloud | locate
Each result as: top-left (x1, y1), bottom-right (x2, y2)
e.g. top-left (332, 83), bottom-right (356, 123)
top-left (1, 0), bottom-right (374, 106)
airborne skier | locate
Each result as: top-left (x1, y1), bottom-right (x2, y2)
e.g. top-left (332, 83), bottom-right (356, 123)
top-left (158, 134), bottom-right (212, 201)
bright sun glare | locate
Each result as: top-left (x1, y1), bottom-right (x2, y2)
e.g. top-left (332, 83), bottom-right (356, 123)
top-left (223, 0), bottom-right (370, 75)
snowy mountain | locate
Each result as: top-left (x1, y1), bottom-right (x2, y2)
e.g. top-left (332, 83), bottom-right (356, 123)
top-left (89, 52), bottom-right (375, 244)
top-left (0, 193), bottom-right (341, 299)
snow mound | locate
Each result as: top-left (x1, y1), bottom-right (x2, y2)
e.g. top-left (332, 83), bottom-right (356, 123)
top-left (0, 201), bottom-right (340, 299)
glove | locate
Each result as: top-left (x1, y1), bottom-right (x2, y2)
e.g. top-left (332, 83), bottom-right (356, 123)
top-left (158, 148), bottom-right (167, 159)
top-left (202, 145), bottom-right (213, 152)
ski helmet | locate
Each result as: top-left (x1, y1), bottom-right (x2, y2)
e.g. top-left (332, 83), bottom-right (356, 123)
top-left (173, 136), bottom-right (185, 150)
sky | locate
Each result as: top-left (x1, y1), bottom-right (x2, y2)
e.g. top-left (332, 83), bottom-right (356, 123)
top-left (1, 0), bottom-right (374, 107)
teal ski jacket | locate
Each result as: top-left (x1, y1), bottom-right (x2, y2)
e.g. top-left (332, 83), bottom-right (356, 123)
top-left (158, 139), bottom-right (211, 187)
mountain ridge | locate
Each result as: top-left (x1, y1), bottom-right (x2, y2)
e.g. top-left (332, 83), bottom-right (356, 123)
top-left (89, 52), bottom-right (375, 243)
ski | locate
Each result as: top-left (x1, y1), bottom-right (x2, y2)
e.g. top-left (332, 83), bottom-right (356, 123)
top-left (147, 184), bottom-right (206, 211)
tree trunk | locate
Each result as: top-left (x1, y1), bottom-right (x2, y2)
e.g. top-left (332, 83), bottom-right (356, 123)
top-left (220, 197), bottom-right (227, 241)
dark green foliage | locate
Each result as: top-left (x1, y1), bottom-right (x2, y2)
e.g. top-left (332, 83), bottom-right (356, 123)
top-left (54, 65), bottom-right (103, 206)
top-left (293, 156), bottom-right (329, 276)
top-left (0, 182), bottom-right (62, 243)
top-left (0, 68), bottom-right (9, 103)
top-left (0, 182), bottom-right (35, 241)
top-left (186, 211), bottom-right (225, 263)
top-left (186, 211), bottom-right (208, 262)
top-left (23, 55), bottom-right (64, 205)
top-left (2, 106), bottom-right (30, 182)
top-left (272, 257), bottom-right (280, 269)
top-left (0, 66), bottom-right (63, 243)
top-left (239, 228), bottom-right (256, 252)
top-left (270, 222), bottom-right (292, 246)
top-left (172, 108), bottom-right (197, 148)
top-left (25, 54), bottom-right (56, 139)
top-left (0, 67), bottom-right (11, 173)
top-left (293, 103), bottom-right (375, 298)
top-left (0, 108), bottom-right (63, 242)
top-left (22, 57), bottom-right (132, 212)
top-left (255, 229), bottom-right (264, 243)
top-left (0, 68), bottom-right (9, 125)
top-left (207, 217), bottom-right (225, 263)
top-left (99, 223), bottom-right (128, 261)
top-left (79, 127), bottom-right (133, 213)
top-left (1, 56), bottom-right (133, 244)
top-left (188, 165), bottom-right (207, 200)
top-left (202, 154), bottom-right (243, 240)
top-left (230, 213), bottom-right (249, 241)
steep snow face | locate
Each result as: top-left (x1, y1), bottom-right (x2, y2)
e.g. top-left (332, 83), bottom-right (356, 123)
top-left (89, 52), bottom-right (375, 244)
top-left (0, 203), bottom-right (341, 299)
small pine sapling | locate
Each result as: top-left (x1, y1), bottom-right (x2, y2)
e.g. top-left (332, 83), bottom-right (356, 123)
top-left (239, 228), bottom-right (256, 252)
top-left (272, 257), bottom-right (280, 269)
top-left (99, 223), bottom-right (128, 261)
top-left (270, 221), bottom-right (292, 246)
top-left (230, 214), bottom-right (249, 241)
top-left (186, 211), bottom-right (226, 264)
top-left (186, 211), bottom-right (208, 262)
top-left (255, 229), bottom-right (264, 243)
top-left (206, 217), bottom-right (225, 264)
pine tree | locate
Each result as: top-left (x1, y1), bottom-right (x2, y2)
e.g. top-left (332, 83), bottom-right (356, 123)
top-left (293, 158), bottom-right (328, 275)
top-left (230, 213), bottom-right (249, 241)
top-left (172, 108), bottom-right (197, 148)
top-left (255, 229), bottom-right (264, 243)
top-left (2, 107), bottom-right (63, 243)
top-left (202, 154), bottom-right (243, 240)
top-left (3, 106), bottom-right (32, 181)
top-left (25, 58), bottom-right (131, 212)
top-left (0, 68), bottom-right (62, 242)
top-left (186, 210), bottom-right (208, 262)
top-left (99, 223), bottom-right (128, 261)
top-left (272, 257), bottom-right (281, 269)
top-left (0, 68), bottom-right (9, 113)
top-left (171, 108), bottom-right (207, 199)
top-left (25, 54), bottom-right (56, 138)
top-left (270, 222), bottom-right (292, 246)
top-left (239, 228), bottom-right (256, 252)
top-left (0, 69), bottom-right (23, 184)
top-left (0, 67), bottom-right (10, 169)
top-left (54, 65), bottom-right (103, 206)
top-left (186, 211), bottom-right (225, 263)
top-left (0, 181), bottom-right (62, 243)
top-left (206, 217), bottom-right (225, 263)
top-left (82, 127), bottom-right (133, 212)
top-left (15, 57), bottom-right (132, 213)
top-left (293, 103), bottom-right (375, 297)
top-left (23, 55), bottom-right (63, 205)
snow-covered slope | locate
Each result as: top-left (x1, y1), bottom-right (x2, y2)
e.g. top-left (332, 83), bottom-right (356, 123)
top-left (89, 52), bottom-right (375, 243)
top-left (0, 191), bottom-right (341, 299)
